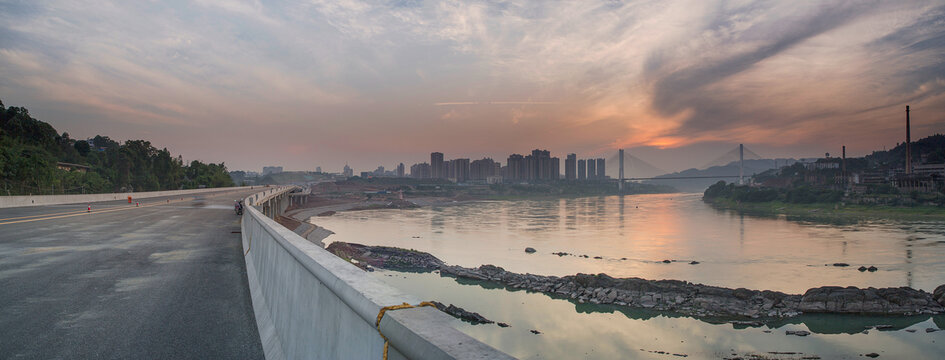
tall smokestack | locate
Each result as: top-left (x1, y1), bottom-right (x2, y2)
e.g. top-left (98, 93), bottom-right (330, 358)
top-left (906, 105), bottom-right (912, 174)
top-left (618, 149), bottom-right (624, 193)
top-left (842, 145), bottom-right (846, 186)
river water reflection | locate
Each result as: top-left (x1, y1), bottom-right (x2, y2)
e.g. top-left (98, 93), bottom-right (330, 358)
top-left (313, 193), bottom-right (945, 358)
top-left (315, 193), bottom-right (945, 293)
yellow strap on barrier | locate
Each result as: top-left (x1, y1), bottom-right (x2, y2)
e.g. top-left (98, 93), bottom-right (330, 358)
top-left (375, 301), bottom-right (436, 360)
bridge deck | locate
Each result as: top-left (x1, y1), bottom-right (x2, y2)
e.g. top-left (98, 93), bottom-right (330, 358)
top-left (0, 190), bottom-right (264, 359)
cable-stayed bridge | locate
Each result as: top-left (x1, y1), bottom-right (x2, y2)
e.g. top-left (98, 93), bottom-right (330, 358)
top-left (602, 144), bottom-right (761, 183)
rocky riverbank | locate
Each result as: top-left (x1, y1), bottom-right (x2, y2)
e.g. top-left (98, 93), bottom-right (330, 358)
top-left (327, 242), bottom-right (945, 320)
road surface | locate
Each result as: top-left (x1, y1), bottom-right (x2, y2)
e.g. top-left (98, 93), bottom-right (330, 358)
top-left (0, 189), bottom-right (264, 359)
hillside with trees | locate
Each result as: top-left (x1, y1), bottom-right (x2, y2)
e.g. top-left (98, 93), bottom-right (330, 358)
top-left (0, 99), bottom-right (233, 195)
top-left (702, 133), bottom-right (945, 218)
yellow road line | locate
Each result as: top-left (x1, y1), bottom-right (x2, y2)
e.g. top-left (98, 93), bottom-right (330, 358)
top-left (0, 207), bottom-right (125, 222)
top-left (0, 189), bottom-right (250, 226)
top-left (0, 198), bottom-right (186, 226)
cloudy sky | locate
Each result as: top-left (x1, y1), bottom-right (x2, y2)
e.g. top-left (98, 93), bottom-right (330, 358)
top-left (1, 0), bottom-right (943, 173)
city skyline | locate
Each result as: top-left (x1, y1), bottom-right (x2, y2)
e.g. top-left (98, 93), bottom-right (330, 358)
top-left (1, 1), bottom-right (944, 173)
top-left (302, 149), bottom-right (616, 181)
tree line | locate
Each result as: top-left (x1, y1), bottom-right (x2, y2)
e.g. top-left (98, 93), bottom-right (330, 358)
top-left (0, 99), bottom-right (233, 195)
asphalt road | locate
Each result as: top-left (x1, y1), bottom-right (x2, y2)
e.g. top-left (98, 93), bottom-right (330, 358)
top-left (0, 189), bottom-right (264, 359)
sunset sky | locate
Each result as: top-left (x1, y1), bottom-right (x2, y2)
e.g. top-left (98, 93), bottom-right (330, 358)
top-left (1, 0), bottom-right (943, 173)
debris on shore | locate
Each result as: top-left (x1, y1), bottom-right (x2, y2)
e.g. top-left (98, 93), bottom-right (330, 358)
top-left (326, 242), bottom-right (443, 271)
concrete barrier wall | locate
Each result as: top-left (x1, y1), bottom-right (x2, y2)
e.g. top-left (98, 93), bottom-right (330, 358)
top-left (241, 187), bottom-right (514, 360)
top-left (0, 186), bottom-right (257, 208)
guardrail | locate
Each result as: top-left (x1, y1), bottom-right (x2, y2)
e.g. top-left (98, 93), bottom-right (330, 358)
top-left (241, 187), bottom-right (514, 360)
top-left (0, 186), bottom-right (257, 208)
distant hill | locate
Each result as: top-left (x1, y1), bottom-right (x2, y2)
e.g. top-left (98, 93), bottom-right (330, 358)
top-left (864, 134), bottom-right (945, 168)
top-left (644, 159), bottom-right (798, 192)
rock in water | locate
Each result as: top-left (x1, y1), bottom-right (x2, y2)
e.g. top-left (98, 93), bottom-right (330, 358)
top-left (430, 301), bottom-right (494, 325)
top-left (934, 284), bottom-right (945, 306)
top-left (832, 263), bottom-right (850, 267)
top-left (529, 329), bottom-right (541, 334)
top-left (864, 353), bottom-right (879, 358)
top-left (662, 259), bottom-right (672, 263)
top-left (858, 266), bottom-right (868, 272)
top-left (525, 247), bottom-right (536, 253)
top-left (868, 266), bottom-right (878, 272)
top-left (328, 242), bottom-right (945, 320)
top-left (798, 286), bottom-right (944, 314)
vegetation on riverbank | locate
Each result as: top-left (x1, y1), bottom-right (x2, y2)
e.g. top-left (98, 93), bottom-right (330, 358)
top-left (706, 197), bottom-right (945, 220)
top-left (0, 99), bottom-right (233, 195)
top-left (704, 181), bottom-right (945, 220)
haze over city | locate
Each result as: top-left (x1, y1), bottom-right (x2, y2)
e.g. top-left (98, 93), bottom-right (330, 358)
top-left (1, 0), bottom-right (944, 172)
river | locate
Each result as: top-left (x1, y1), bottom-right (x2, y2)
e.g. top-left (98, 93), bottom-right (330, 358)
top-left (312, 193), bottom-right (945, 359)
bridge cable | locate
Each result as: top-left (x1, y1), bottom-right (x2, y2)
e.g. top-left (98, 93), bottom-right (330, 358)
top-left (375, 301), bottom-right (437, 359)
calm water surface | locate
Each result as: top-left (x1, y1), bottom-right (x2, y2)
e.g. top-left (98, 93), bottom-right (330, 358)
top-left (313, 193), bottom-right (945, 359)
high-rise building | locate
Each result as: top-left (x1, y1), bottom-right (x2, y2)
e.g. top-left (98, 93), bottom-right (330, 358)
top-left (452, 158), bottom-right (470, 183)
top-left (470, 158), bottom-right (498, 180)
top-left (342, 163), bottom-right (353, 178)
top-left (577, 159), bottom-right (586, 180)
top-left (315, 166), bottom-right (321, 173)
top-left (410, 162), bottom-right (431, 179)
top-left (550, 157), bottom-right (560, 180)
top-left (586, 159), bottom-right (597, 180)
top-left (596, 158), bottom-right (605, 179)
top-left (396, 163), bottom-right (405, 177)
top-left (525, 149), bottom-right (553, 180)
top-left (262, 166), bottom-right (283, 175)
top-left (525, 154), bottom-right (538, 180)
top-left (507, 154), bottom-right (525, 180)
top-left (431, 152), bottom-right (444, 179)
top-left (565, 154), bottom-right (576, 180)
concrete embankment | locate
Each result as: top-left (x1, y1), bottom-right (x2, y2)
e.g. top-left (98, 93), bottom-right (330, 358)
top-left (289, 221), bottom-right (334, 248)
top-left (0, 186), bottom-right (255, 208)
top-left (240, 187), bottom-right (514, 360)
top-left (327, 242), bottom-right (945, 320)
